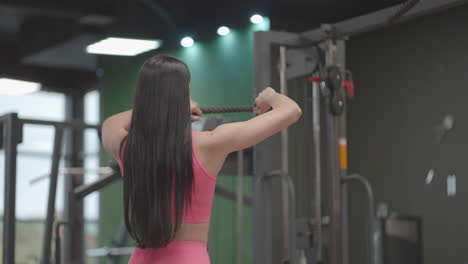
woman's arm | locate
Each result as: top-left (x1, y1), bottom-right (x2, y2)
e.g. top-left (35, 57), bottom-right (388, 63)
top-left (204, 87), bottom-right (302, 155)
top-left (102, 110), bottom-right (132, 161)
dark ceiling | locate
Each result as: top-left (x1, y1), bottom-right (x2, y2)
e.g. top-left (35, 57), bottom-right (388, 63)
top-left (0, 0), bottom-right (407, 93)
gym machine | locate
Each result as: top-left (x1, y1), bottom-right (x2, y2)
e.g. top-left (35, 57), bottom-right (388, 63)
top-left (251, 0), bottom-right (466, 264)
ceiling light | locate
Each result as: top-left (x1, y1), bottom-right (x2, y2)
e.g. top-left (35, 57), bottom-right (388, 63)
top-left (217, 26), bottom-right (230, 36)
top-left (250, 14), bottom-right (264, 24)
top-left (0, 78), bottom-right (41, 95)
top-left (86, 37), bottom-right (162, 56)
top-left (181, 37), bottom-right (194, 48)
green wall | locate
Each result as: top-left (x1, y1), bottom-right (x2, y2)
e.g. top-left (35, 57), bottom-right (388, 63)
top-left (99, 21), bottom-right (269, 264)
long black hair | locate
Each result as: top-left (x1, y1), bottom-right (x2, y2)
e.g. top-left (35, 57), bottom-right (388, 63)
top-left (122, 55), bottom-right (194, 248)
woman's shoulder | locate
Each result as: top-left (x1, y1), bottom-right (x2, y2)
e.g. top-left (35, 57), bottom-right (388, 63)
top-left (192, 130), bottom-right (210, 148)
top-left (191, 130), bottom-right (226, 178)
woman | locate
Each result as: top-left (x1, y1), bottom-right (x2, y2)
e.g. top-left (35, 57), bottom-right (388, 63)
top-left (102, 55), bottom-right (302, 263)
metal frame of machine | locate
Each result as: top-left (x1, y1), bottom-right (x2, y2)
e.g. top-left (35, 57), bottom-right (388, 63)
top-left (252, 1), bottom-right (468, 263)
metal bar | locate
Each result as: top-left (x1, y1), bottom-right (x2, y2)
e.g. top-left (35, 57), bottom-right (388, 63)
top-left (257, 170), bottom-right (284, 264)
top-left (255, 30), bottom-right (303, 51)
top-left (300, 0), bottom-right (468, 44)
top-left (335, 40), bottom-right (349, 264)
top-left (388, 0), bottom-right (422, 22)
top-left (201, 106), bottom-right (254, 114)
top-left (324, 39), bottom-right (343, 264)
top-left (342, 181), bottom-right (350, 264)
top-left (342, 174), bottom-right (379, 264)
top-left (30, 167), bottom-right (114, 186)
top-left (55, 222), bottom-right (66, 264)
top-left (260, 170), bottom-right (297, 264)
top-left (63, 92), bottom-right (85, 264)
top-left (325, 98), bottom-right (341, 264)
top-left (279, 47), bottom-right (288, 174)
top-left (253, 30), bottom-right (275, 264)
top-left (236, 150), bottom-right (244, 264)
top-left (259, 175), bottom-right (274, 264)
top-left (113, 220), bottom-right (129, 246)
top-left (279, 45), bottom-right (291, 263)
top-left (311, 78), bottom-right (323, 262)
top-left (86, 247), bottom-right (135, 257)
top-left (60, 166), bottom-right (114, 175)
top-left (73, 172), bottom-right (121, 200)
top-left (264, 170), bottom-right (285, 178)
top-left (286, 173), bottom-right (297, 264)
top-left (20, 118), bottom-right (100, 130)
top-left (2, 113), bottom-right (19, 264)
top-left (109, 219), bottom-right (130, 264)
top-left (41, 127), bottom-right (64, 264)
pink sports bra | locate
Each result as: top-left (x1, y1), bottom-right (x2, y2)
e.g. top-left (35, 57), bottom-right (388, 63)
top-left (119, 130), bottom-right (217, 223)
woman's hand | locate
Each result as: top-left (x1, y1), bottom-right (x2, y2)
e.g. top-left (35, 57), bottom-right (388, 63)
top-left (190, 99), bottom-right (203, 122)
top-left (254, 87), bottom-right (276, 114)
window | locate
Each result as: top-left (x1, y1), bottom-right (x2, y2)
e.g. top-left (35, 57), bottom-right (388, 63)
top-left (0, 89), bottom-right (101, 263)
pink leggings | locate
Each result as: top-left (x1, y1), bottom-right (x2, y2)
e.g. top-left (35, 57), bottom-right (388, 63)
top-left (129, 241), bottom-right (210, 264)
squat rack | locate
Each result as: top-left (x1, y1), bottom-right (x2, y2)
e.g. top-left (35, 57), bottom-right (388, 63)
top-left (0, 113), bottom-right (100, 264)
top-left (1, 107), bottom-right (254, 264)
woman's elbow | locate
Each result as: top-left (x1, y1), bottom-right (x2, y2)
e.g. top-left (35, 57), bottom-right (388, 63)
top-left (101, 118), bottom-right (111, 139)
top-left (289, 105), bottom-right (302, 123)
top-left (101, 118), bottom-right (116, 149)
top-left (295, 105), bottom-right (302, 121)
